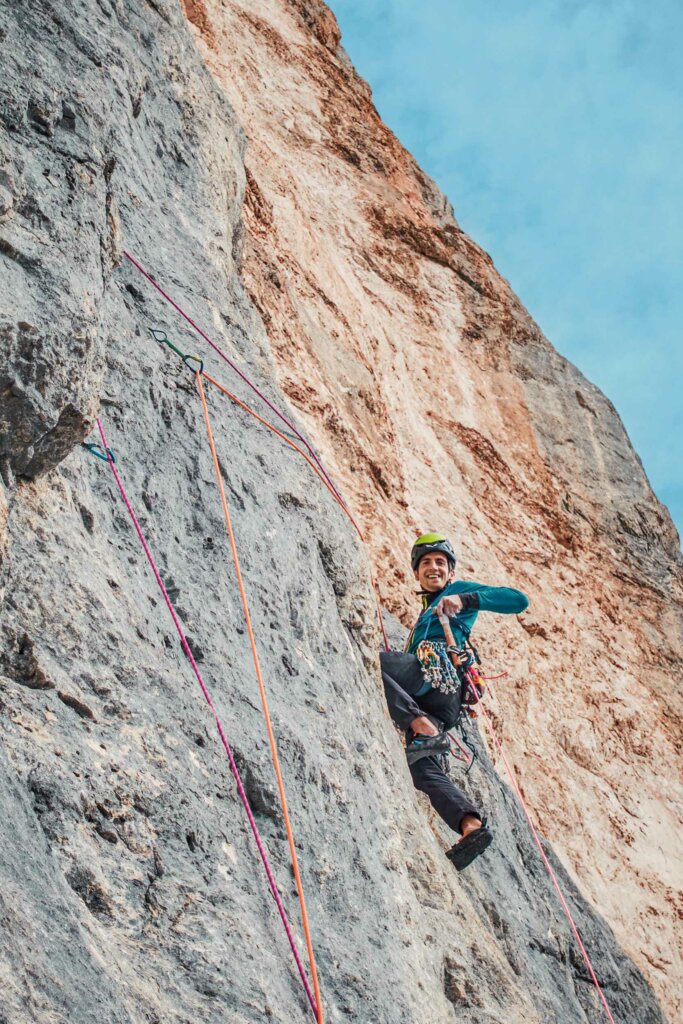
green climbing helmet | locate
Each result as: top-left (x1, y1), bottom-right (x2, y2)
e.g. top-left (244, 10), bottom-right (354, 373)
top-left (410, 532), bottom-right (457, 572)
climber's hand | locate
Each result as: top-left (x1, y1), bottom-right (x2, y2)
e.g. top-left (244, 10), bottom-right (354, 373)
top-left (435, 594), bottom-right (464, 617)
top-left (410, 715), bottom-right (440, 737)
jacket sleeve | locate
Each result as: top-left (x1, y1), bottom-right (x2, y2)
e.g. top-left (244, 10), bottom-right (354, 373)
top-left (453, 580), bottom-right (529, 615)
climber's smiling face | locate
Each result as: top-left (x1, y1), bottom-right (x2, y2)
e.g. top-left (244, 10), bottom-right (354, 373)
top-left (414, 552), bottom-right (453, 593)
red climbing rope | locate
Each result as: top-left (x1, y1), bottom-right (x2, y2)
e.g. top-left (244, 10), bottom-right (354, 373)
top-left (123, 251), bottom-right (349, 515)
top-left (195, 374), bottom-right (324, 1023)
top-left (465, 673), bottom-right (617, 1024)
top-left (94, 417), bottom-right (319, 1019)
top-left (124, 253), bottom-right (389, 652)
top-left (200, 370), bottom-right (389, 653)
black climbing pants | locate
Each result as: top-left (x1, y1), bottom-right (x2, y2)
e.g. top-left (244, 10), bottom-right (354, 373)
top-left (380, 650), bottom-right (480, 835)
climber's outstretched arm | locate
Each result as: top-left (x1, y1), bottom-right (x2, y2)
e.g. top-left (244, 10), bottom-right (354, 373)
top-left (435, 582), bottom-right (529, 619)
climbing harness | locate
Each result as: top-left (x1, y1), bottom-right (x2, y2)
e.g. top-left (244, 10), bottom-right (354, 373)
top-left (87, 420), bottom-right (321, 1021)
top-left (437, 611), bottom-right (483, 716)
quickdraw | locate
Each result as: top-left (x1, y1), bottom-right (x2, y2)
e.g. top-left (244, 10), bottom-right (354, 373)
top-left (81, 441), bottom-right (116, 463)
top-left (149, 327), bottom-right (204, 373)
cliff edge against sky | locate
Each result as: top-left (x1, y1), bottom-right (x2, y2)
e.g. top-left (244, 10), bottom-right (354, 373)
top-left (0, 0), bottom-right (681, 1021)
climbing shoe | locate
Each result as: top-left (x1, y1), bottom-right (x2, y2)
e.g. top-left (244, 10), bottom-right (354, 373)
top-left (446, 826), bottom-right (493, 871)
top-left (405, 732), bottom-right (450, 765)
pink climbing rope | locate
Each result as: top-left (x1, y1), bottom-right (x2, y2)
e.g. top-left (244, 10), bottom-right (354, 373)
top-left (121, 253), bottom-right (390, 652)
top-left (122, 251), bottom-right (353, 522)
top-left (466, 676), bottom-right (617, 1024)
top-left (95, 417), bottom-right (318, 1019)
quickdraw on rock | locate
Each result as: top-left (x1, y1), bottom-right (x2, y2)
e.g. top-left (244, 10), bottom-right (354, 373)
top-left (81, 441), bottom-right (116, 463)
top-left (149, 327), bottom-right (204, 374)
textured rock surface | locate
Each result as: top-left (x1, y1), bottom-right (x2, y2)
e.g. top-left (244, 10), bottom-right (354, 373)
top-left (0, 2), bottom-right (679, 1024)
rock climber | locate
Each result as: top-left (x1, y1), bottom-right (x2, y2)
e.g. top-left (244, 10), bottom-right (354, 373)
top-left (380, 533), bottom-right (529, 871)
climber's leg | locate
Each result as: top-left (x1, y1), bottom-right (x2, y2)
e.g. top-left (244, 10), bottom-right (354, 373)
top-left (380, 651), bottom-right (431, 732)
top-left (409, 754), bottom-right (493, 870)
top-left (409, 754), bottom-right (480, 833)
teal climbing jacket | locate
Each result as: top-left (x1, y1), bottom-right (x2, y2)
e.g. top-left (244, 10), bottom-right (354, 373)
top-left (407, 580), bottom-right (529, 654)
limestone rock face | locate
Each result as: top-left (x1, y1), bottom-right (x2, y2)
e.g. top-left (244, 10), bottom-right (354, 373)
top-left (181, 0), bottom-right (683, 1019)
top-left (0, 2), bottom-right (679, 1024)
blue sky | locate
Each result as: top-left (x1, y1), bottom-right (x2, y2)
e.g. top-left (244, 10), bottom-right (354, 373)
top-left (331, 0), bottom-right (682, 542)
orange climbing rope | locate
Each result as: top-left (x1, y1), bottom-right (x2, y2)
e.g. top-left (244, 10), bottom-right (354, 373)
top-left (196, 372), bottom-right (323, 1024)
